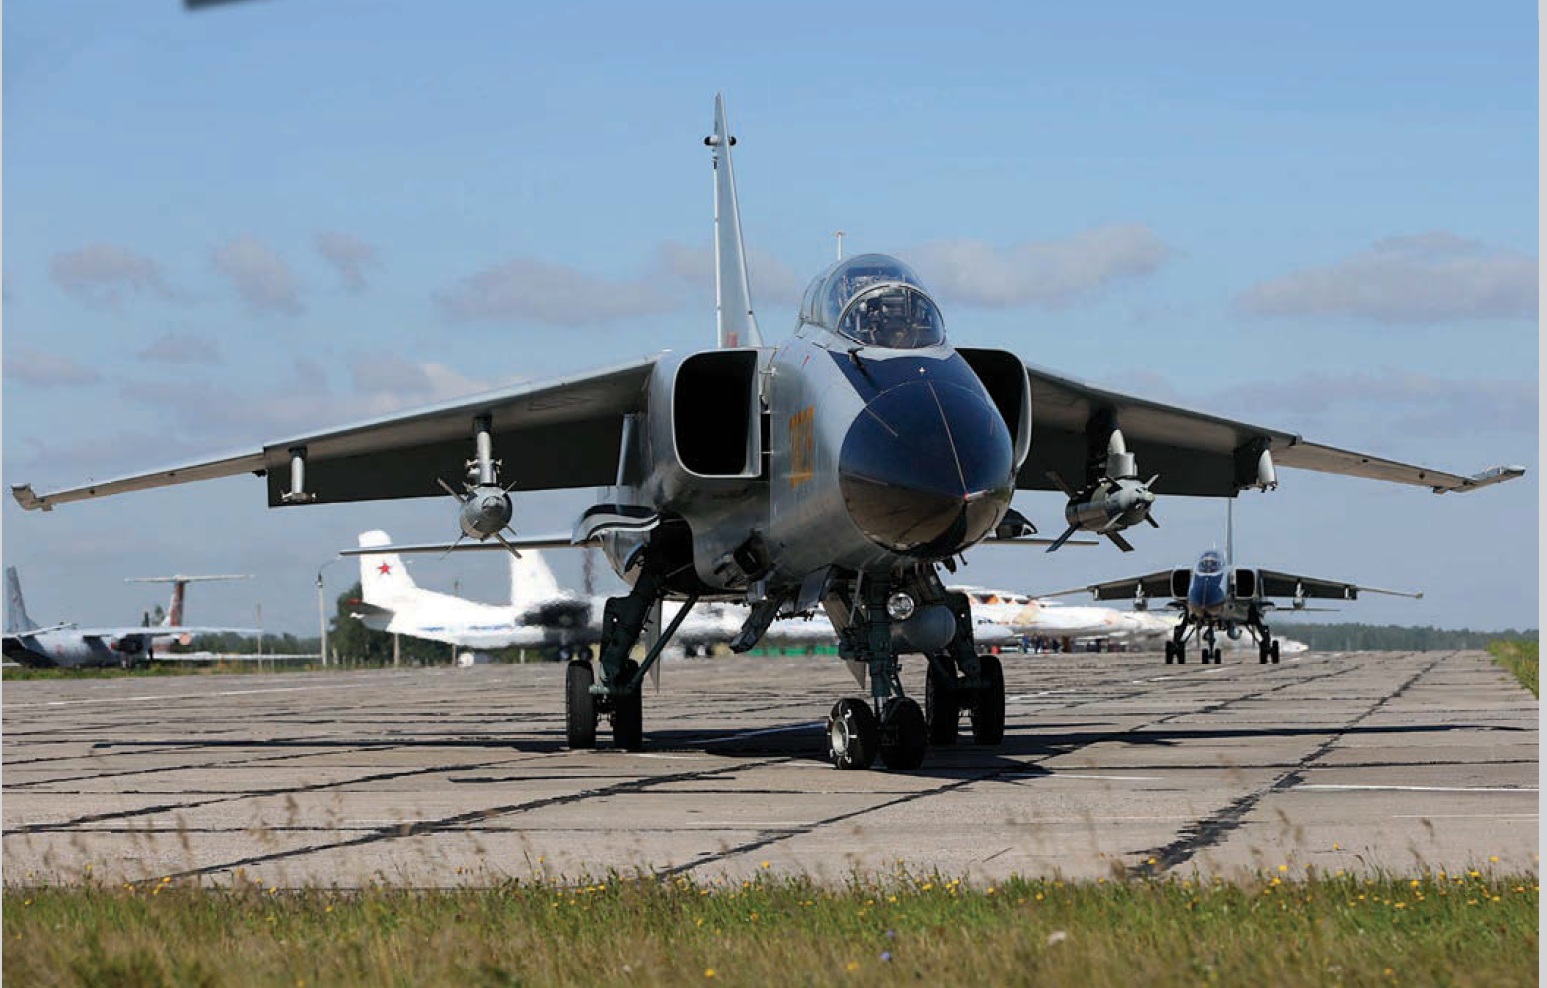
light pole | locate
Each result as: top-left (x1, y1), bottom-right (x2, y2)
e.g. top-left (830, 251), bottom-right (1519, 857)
top-left (317, 556), bottom-right (345, 668)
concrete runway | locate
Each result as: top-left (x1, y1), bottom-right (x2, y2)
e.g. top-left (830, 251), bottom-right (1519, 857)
top-left (3, 649), bottom-right (1537, 886)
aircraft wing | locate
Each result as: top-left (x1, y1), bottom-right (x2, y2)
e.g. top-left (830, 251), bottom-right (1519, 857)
top-left (1039, 570), bottom-right (1177, 603)
top-left (338, 533), bottom-right (584, 556)
top-left (74, 626), bottom-right (263, 640)
top-left (11, 358), bottom-right (657, 511)
top-left (1255, 570), bottom-right (1423, 601)
top-left (1013, 362), bottom-right (1525, 496)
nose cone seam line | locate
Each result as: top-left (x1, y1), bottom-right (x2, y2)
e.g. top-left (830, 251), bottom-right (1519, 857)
top-left (925, 380), bottom-right (969, 497)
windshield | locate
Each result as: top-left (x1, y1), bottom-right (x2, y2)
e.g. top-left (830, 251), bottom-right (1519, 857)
top-left (1196, 551), bottom-right (1225, 575)
top-left (837, 284), bottom-right (945, 349)
top-left (798, 253), bottom-right (946, 348)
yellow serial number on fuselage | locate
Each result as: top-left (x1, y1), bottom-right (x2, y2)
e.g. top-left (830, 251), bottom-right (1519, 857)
top-left (788, 405), bottom-right (815, 487)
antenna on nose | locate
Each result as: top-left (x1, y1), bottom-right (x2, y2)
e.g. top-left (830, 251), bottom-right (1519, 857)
top-left (834, 230), bottom-right (846, 260)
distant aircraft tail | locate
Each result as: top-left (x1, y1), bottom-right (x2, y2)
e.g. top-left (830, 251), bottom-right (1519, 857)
top-left (510, 548), bottom-right (563, 613)
top-left (123, 574), bottom-right (251, 628)
top-left (358, 530), bottom-right (418, 604)
top-left (5, 567), bottom-right (38, 633)
top-left (707, 93), bottom-right (764, 349)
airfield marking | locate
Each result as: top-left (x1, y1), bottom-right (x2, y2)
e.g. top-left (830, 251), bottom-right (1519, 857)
top-left (1298, 784), bottom-right (1538, 794)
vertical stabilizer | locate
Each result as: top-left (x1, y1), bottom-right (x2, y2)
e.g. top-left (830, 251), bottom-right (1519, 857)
top-left (707, 93), bottom-right (763, 349)
top-left (358, 531), bottom-right (417, 604)
top-left (5, 567), bottom-right (37, 633)
top-left (1226, 499), bottom-right (1235, 567)
top-left (510, 549), bottom-right (563, 614)
top-left (124, 574), bottom-right (251, 627)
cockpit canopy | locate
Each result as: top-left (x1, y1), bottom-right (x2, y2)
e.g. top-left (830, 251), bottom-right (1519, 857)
top-left (799, 254), bottom-right (945, 349)
top-left (1196, 550), bottom-right (1225, 575)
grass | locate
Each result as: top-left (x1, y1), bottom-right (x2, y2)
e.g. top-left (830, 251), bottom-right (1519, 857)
top-left (0, 662), bottom-right (320, 681)
top-left (2, 871), bottom-right (1537, 987)
top-left (1487, 640), bottom-right (1538, 697)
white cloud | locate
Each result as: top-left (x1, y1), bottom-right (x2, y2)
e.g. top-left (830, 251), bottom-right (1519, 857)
top-left (315, 231), bottom-right (377, 292)
top-left (49, 244), bottom-right (173, 309)
top-left (1237, 233), bottom-right (1538, 324)
top-left (654, 242), bottom-right (805, 309)
top-left (3, 346), bottom-right (103, 387)
top-left (903, 225), bottom-right (1173, 308)
top-left (434, 257), bottom-right (676, 326)
top-left (136, 332), bottom-right (222, 366)
top-left (211, 236), bottom-right (304, 315)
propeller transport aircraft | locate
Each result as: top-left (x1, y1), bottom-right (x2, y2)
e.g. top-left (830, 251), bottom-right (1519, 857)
top-left (1043, 508), bottom-right (1424, 666)
top-left (3, 568), bottom-right (256, 669)
top-left (10, 96), bottom-right (1524, 770)
top-left (347, 530), bottom-right (841, 663)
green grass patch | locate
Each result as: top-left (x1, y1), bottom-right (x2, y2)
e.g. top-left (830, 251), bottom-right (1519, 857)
top-left (1, 661), bottom-right (321, 682)
top-left (1488, 640), bottom-right (1539, 697)
top-left (3, 871), bottom-right (1537, 987)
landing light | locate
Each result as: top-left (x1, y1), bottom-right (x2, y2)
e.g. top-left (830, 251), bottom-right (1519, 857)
top-left (886, 592), bottom-right (916, 621)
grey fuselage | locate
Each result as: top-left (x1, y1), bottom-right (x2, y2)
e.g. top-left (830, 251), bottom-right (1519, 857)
top-left (2, 629), bottom-right (157, 669)
top-left (594, 255), bottom-right (1029, 607)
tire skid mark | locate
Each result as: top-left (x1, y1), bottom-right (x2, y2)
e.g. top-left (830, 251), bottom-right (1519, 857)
top-left (1126, 652), bottom-right (1451, 878)
top-left (157, 757), bottom-right (794, 882)
top-left (8, 749), bottom-right (563, 835)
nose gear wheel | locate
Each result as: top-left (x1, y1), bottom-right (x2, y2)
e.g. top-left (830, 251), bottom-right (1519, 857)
top-left (827, 698), bottom-right (879, 770)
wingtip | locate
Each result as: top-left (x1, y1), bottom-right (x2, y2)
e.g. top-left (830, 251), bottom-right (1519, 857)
top-left (10, 484), bottom-right (48, 512)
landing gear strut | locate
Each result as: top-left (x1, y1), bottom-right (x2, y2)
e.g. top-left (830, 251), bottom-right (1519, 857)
top-left (563, 561), bottom-right (696, 753)
top-left (825, 579), bottom-right (1002, 771)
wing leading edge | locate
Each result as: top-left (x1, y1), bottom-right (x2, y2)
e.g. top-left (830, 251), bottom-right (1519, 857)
top-left (12, 358), bottom-right (657, 511)
top-left (1014, 362), bottom-right (1525, 497)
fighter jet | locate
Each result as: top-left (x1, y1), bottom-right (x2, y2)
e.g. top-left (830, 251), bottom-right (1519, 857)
top-left (1041, 507), bottom-right (1422, 665)
top-left (10, 97), bottom-right (1523, 769)
top-left (3, 567), bottom-right (256, 669)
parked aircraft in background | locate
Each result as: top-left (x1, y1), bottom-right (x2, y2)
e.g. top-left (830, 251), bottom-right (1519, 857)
top-left (1043, 508), bottom-right (1420, 665)
top-left (3, 567), bottom-right (257, 669)
top-left (12, 96), bottom-right (1522, 770)
top-left (351, 531), bottom-right (842, 662)
top-left (956, 585), bottom-right (1166, 649)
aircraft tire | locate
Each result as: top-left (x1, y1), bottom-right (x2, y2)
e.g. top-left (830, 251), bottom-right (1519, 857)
top-left (828, 698), bottom-right (879, 770)
top-left (612, 659), bottom-right (643, 751)
top-left (1270, 640), bottom-right (1280, 664)
top-left (924, 662), bottom-right (959, 746)
top-left (879, 697), bottom-right (928, 770)
top-left (970, 654), bottom-right (1006, 745)
top-left (1164, 641), bottom-right (1176, 664)
top-left (565, 660), bottom-right (598, 749)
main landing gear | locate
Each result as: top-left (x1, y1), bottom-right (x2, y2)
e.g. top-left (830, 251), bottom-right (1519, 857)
top-left (564, 560), bottom-right (697, 753)
top-left (824, 585), bottom-right (1007, 771)
top-left (1161, 612), bottom-right (1281, 666)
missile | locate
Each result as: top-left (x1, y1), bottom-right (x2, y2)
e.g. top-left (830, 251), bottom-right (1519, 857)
top-left (457, 485), bottom-right (514, 541)
top-left (1044, 428), bottom-right (1158, 552)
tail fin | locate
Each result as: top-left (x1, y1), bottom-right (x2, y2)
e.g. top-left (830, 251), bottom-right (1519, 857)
top-left (707, 93), bottom-right (764, 349)
top-left (358, 530), bottom-right (417, 603)
top-left (510, 549), bottom-right (563, 613)
top-left (5, 567), bottom-right (37, 633)
top-left (1226, 499), bottom-right (1235, 567)
top-left (123, 574), bottom-right (250, 627)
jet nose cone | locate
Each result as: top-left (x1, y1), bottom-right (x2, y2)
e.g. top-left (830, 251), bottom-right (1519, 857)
top-left (838, 380), bottom-right (1015, 556)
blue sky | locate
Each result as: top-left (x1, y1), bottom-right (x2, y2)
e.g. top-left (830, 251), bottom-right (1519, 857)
top-left (3, 1), bottom-right (1538, 634)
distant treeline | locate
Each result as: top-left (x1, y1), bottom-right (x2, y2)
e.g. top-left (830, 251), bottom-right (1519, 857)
top-left (1275, 623), bottom-right (1538, 652)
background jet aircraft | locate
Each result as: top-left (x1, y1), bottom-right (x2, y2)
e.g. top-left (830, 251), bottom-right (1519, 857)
top-left (1042, 509), bottom-right (1421, 665)
top-left (11, 96), bottom-right (1522, 771)
top-left (955, 585), bottom-right (1163, 649)
top-left (3, 567), bottom-right (257, 669)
